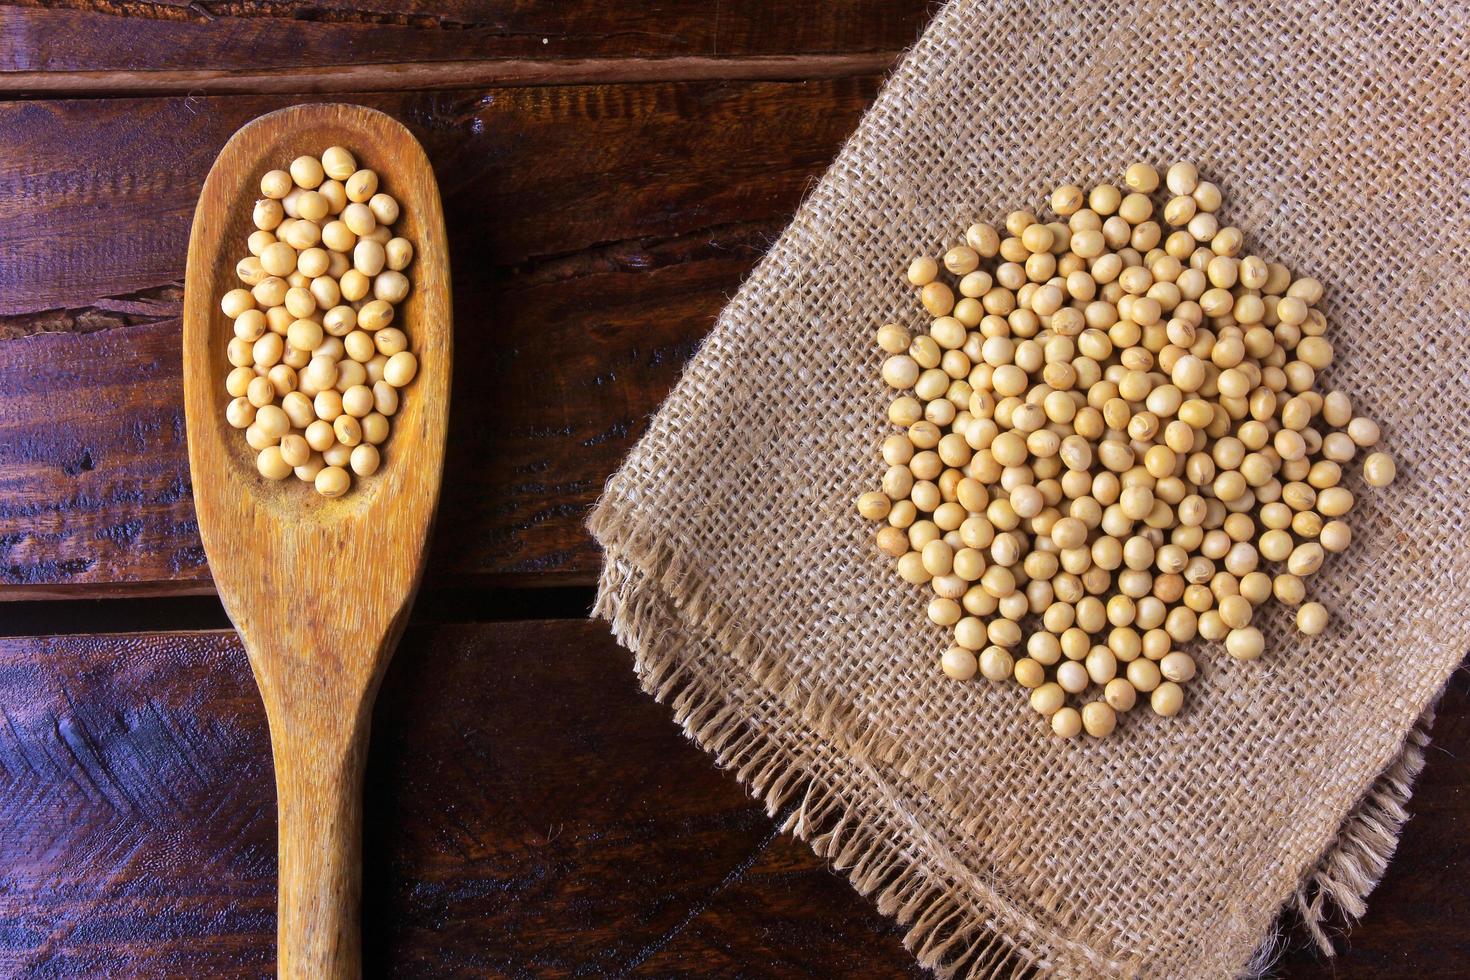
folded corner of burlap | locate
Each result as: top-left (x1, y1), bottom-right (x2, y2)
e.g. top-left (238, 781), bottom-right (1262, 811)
top-left (588, 1), bottom-right (1470, 975)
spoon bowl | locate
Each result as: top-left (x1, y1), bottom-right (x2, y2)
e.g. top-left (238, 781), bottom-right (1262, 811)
top-left (183, 103), bottom-right (450, 979)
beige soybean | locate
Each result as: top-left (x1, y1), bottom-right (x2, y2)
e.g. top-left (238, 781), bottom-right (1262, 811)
top-left (354, 239), bottom-right (387, 277)
top-left (257, 446), bottom-right (293, 480)
top-left (346, 169), bottom-right (378, 202)
top-left (323, 219), bottom-right (357, 253)
top-left (324, 305), bottom-right (358, 336)
top-left (278, 434), bottom-right (311, 468)
top-left (368, 193), bottom-right (400, 225)
top-left (1297, 601), bottom-right (1329, 636)
top-left (315, 465), bottom-right (351, 497)
top-left (261, 169), bottom-right (293, 199)
top-left (359, 300), bottom-right (396, 332)
top-left (941, 646), bottom-right (978, 680)
top-left (289, 155), bottom-right (325, 189)
top-left (1150, 682), bottom-right (1184, 717)
top-left (333, 414), bottom-right (363, 448)
top-left (386, 237), bottom-right (414, 271)
top-left (296, 190), bottom-right (329, 222)
top-left (361, 412), bottom-right (390, 445)
top-left (373, 380), bottom-right (401, 416)
top-left (373, 271), bottom-right (411, 305)
top-left (226, 397), bottom-right (256, 429)
top-left (1050, 707), bottom-right (1082, 738)
top-left (321, 146), bottom-right (357, 181)
top-left (335, 359), bottom-right (368, 393)
top-left (340, 269), bottom-right (371, 302)
top-left (384, 351), bottom-right (419, 387)
top-left (341, 384), bottom-right (376, 419)
top-left (1363, 452), bottom-right (1396, 487)
top-left (344, 330), bottom-right (377, 363)
top-left (284, 220), bottom-right (321, 251)
top-left (320, 179), bottom-right (347, 213)
top-left (350, 443), bottom-right (381, 477)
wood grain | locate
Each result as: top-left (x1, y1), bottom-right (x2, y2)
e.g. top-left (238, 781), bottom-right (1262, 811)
top-left (1, 620), bottom-right (1464, 976)
top-left (182, 104), bottom-right (451, 978)
top-left (0, 1), bottom-right (927, 74)
top-left (0, 622), bottom-right (919, 977)
top-left (0, 78), bottom-right (882, 596)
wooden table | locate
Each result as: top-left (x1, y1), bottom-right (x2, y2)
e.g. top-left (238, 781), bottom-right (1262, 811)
top-left (1, 3), bottom-right (1464, 975)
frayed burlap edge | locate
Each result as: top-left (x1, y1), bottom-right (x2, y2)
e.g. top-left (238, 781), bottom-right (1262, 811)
top-left (592, 500), bottom-right (1139, 977)
top-left (1242, 710), bottom-right (1433, 976)
top-left (587, 501), bottom-right (936, 792)
top-left (1285, 709), bottom-right (1434, 954)
top-left (592, 548), bottom-right (1104, 978)
top-left (591, 496), bottom-right (1439, 977)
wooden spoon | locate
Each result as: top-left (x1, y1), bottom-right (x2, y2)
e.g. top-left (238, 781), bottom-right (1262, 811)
top-left (182, 104), bottom-right (451, 978)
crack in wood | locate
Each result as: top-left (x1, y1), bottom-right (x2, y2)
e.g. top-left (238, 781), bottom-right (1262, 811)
top-left (0, 283), bottom-right (181, 341)
top-left (502, 219), bottom-right (779, 287)
top-left (615, 823), bottom-right (784, 974)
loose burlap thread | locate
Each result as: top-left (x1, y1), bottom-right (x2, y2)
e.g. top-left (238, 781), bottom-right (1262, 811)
top-left (589, 1), bottom-right (1470, 975)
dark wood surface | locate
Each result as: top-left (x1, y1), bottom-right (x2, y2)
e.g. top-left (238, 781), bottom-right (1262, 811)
top-left (0, 623), bottom-right (919, 978)
top-left (0, 1), bottom-right (1463, 976)
top-left (1, 623), bottom-right (1466, 977)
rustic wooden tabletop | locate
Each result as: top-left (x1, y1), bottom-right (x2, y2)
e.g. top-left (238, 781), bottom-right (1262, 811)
top-left (1, 2), bottom-right (1464, 976)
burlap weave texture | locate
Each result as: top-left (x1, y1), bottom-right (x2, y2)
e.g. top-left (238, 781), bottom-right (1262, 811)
top-left (590, 1), bottom-right (1470, 975)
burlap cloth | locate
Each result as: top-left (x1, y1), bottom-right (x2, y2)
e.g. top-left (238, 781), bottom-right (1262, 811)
top-left (588, 1), bottom-right (1470, 975)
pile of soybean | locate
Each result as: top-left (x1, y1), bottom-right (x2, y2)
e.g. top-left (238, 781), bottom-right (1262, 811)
top-left (858, 162), bottom-right (1397, 739)
top-left (220, 147), bottom-right (418, 498)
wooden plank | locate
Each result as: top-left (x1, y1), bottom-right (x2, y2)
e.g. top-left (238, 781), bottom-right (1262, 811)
top-left (0, 2), bottom-right (928, 75)
top-left (0, 78), bottom-right (881, 595)
top-left (0, 322), bottom-right (205, 592)
top-left (0, 621), bottom-right (919, 976)
top-left (1, 620), bottom-right (1465, 975)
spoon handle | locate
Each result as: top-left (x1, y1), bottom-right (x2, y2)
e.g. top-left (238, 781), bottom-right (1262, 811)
top-left (270, 712), bottom-right (369, 979)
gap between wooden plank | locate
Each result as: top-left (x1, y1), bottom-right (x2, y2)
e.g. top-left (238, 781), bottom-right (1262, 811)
top-left (0, 571), bottom-right (598, 602)
top-left (0, 52), bottom-right (900, 98)
top-left (0, 585), bottom-right (597, 636)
